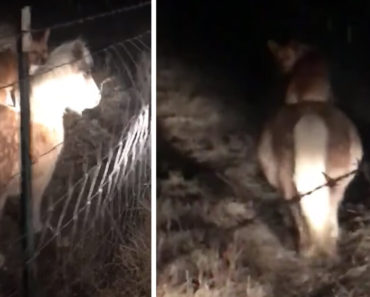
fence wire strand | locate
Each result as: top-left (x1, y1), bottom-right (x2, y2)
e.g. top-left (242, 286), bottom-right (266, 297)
top-left (0, 1), bottom-right (150, 43)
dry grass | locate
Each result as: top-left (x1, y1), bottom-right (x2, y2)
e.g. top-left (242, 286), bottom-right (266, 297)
top-left (98, 206), bottom-right (151, 297)
top-left (157, 55), bottom-right (370, 297)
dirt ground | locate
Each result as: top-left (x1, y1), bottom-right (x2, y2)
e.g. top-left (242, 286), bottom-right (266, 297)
top-left (156, 52), bottom-right (370, 297)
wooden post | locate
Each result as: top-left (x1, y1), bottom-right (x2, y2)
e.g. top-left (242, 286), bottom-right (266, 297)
top-left (17, 6), bottom-right (36, 297)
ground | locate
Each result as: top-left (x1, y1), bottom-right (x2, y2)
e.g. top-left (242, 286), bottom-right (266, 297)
top-left (157, 53), bottom-right (370, 297)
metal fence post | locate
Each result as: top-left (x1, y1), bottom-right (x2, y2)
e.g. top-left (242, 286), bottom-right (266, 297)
top-left (17, 6), bottom-right (36, 297)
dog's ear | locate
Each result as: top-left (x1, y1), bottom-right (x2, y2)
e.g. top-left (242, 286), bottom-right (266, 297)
top-left (267, 40), bottom-right (279, 55)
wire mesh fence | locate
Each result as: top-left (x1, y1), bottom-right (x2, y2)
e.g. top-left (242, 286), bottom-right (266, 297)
top-left (0, 2), bottom-right (151, 297)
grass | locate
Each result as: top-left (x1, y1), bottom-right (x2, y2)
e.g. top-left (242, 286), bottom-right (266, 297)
top-left (157, 54), bottom-right (370, 297)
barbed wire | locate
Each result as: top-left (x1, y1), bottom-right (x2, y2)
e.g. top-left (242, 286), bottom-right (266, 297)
top-left (0, 1), bottom-right (150, 43)
top-left (32, 1), bottom-right (150, 34)
top-left (287, 166), bottom-right (361, 204)
top-left (219, 160), bottom-right (364, 205)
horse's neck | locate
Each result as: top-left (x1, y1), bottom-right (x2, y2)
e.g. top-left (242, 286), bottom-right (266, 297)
top-left (30, 118), bottom-right (64, 163)
top-left (30, 105), bottom-right (65, 143)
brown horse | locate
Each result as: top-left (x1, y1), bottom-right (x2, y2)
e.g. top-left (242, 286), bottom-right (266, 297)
top-left (257, 102), bottom-right (363, 259)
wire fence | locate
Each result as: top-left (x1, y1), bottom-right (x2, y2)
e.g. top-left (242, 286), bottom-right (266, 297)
top-left (0, 2), bottom-right (151, 297)
top-left (0, 1), bottom-right (151, 43)
top-left (288, 166), bottom-right (361, 204)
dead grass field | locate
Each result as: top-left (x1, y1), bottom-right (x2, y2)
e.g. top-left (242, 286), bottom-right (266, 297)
top-left (157, 54), bottom-right (370, 297)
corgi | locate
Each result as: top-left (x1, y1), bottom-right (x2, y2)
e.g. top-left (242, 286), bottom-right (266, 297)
top-left (0, 28), bottom-right (50, 109)
top-left (267, 40), bottom-right (333, 104)
top-left (257, 102), bottom-right (363, 259)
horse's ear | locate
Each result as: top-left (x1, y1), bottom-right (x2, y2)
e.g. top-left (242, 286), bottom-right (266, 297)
top-left (267, 40), bottom-right (279, 55)
top-left (72, 39), bottom-right (93, 68)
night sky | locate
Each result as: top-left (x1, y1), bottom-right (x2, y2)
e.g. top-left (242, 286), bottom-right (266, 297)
top-left (0, 0), bottom-right (150, 50)
top-left (158, 0), bottom-right (370, 133)
top-left (158, 0), bottom-right (370, 58)
top-left (0, 0), bottom-right (142, 24)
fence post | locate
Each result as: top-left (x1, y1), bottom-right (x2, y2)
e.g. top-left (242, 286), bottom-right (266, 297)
top-left (17, 6), bottom-right (36, 297)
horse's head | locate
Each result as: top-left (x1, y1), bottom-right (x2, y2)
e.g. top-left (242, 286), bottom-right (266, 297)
top-left (267, 39), bottom-right (311, 74)
top-left (30, 38), bottom-right (101, 115)
top-left (63, 39), bottom-right (101, 114)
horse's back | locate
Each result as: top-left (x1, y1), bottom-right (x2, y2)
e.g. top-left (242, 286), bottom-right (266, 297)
top-left (259, 102), bottom-right (362, 190)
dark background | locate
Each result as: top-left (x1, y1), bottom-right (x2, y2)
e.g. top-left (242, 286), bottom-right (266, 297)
top-left (0, 0), bottom-right (150, 49)
top-left (157, 0), bottom-right (370, 204)
top-left (158, 0), bottom-right (370, 113)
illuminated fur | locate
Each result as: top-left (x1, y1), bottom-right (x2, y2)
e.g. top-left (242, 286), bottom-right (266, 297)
top-left (258, 102), bottom-right (363, 258)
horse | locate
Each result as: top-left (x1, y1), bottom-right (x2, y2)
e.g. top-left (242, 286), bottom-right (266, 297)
top-left (0, 38), bottom-right (101, 232)
top-left (257, 101), bottom-right (363, 259)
